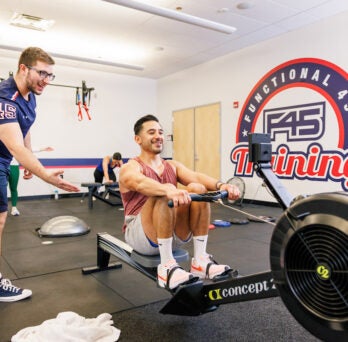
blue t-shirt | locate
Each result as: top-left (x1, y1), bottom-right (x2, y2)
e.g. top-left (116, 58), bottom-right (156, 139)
top-left (0, 77), bottom-right (36, 167)
top-left (96, 158), bottom-right (116, 173)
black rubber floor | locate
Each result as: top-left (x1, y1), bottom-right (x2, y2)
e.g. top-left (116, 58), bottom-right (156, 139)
top-left (0, 196), bottom-right (319, 341)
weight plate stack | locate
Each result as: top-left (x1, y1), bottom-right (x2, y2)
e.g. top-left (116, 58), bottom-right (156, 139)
top-left (270, 192), bottom-right (348, 341)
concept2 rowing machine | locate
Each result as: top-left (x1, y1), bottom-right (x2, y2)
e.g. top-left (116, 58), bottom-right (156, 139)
top-left (83, 133), bottom-right (347, 341)
top-left (247, 133), bottom-right (347, 341)
top-left (82, 190), bottom-right (233, 281)
top-left (163, 134), bottom-right (348, 341)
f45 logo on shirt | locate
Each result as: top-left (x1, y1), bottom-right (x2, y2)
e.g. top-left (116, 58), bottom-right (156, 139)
top-left (0, 103), bottom-right (17, 119)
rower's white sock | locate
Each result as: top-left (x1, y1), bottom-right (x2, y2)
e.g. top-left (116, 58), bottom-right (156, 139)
top-left (158, 237), bottom-right (174, 265)
top-left (193, 235), bottom-right (208, 259)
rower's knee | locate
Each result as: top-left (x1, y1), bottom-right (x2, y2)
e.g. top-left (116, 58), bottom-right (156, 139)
top-left (187, 183), bottom-right (207, 194)
top-left (148, 196), bottom-right (173, 215)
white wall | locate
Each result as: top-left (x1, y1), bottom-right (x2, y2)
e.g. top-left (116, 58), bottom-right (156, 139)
top-left (1, 11), bottom-right (347, 203)
top-left (0, 57), bottom-right (157, 197)
top-left (157, 11), bottom-right (348, 203)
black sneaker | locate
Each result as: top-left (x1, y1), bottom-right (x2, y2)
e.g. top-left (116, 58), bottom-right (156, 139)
top-left (0, 273), bottom-right (32, 302)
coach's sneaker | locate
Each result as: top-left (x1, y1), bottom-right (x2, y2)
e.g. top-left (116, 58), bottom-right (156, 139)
top-left (0, 273), bottom-right (32, 302)
top-left (191, 254), bottom-right (236, 280)
top-left (157, 259), bottom-right (198, 290)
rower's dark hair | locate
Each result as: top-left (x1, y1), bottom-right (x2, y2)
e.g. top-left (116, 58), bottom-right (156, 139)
top-left (134, 114), bottom-right (159, 135)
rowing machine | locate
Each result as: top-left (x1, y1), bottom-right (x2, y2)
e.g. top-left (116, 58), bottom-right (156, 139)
top-left (162, 134), bottom-right (348, 341)
top-left (82, 191), bottom-right (279, 315)
top-left (248, 133), bottom-right (348, 341)
top-left (82, 191), bottom-right (231, 280)
top-left (83, 133), bottom-right (347, 341)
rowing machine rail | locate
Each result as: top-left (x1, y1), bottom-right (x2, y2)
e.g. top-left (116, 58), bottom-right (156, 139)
top-left (82, 233), bottom-right (189, 281)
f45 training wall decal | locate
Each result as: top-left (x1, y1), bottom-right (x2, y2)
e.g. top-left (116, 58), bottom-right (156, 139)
top-left (230, 58), bottom-right (348, 191)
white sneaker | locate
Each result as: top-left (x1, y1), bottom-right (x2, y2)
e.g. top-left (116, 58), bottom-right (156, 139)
top-left (157, 259), bottom-right (197, 290)
top-left (191, 254), bottom-right (231, 280)
top-left (0, 273), bottom-right (32, 302)
top-left (11, 207), bottom-right (20, 216)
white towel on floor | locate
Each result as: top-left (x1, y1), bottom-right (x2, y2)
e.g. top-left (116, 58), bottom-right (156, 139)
top-left (11, 311), bottom-right (121, 342)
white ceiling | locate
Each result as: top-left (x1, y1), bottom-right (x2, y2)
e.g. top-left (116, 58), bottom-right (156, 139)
top-left (0, 0), bottom-right (347, 79)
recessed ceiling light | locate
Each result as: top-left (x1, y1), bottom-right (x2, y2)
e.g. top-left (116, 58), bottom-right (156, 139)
top-left (236, 2), bottom-right (254, 10)
top-left (10, 13), bottom-right (55, 31)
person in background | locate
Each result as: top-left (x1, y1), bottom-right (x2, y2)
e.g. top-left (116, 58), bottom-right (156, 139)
top-left (0, 47), bottom-right (79, 302)
top-left (94, 152), bottom-right (123, 185)
top-left (119, 114), bottom-right (240, 290)
top-left (9, 146), bottom-right (54, 216)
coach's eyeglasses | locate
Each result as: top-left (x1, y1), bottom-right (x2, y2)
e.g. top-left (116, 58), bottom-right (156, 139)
top-left (26, 65), bottom-right (55, 81)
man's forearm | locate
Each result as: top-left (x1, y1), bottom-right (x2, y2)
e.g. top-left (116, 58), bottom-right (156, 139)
top-left (131, 177), bottom-right (174, 197)
top-left (23, 131), bottom-right (32, 150)
top-left (188, 172), bottom-right (221, 191)
top-left (11, 146), bottom-right (51, 184)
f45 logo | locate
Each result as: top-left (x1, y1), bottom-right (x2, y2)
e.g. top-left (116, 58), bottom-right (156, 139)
top-left (263, 102), bottom-right (325, 141)
top-left (0, 103), bottom-right (17, 120)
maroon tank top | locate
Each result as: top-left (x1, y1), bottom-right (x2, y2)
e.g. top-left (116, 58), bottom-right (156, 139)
top-left (121, 157), bottom-right (177, 230)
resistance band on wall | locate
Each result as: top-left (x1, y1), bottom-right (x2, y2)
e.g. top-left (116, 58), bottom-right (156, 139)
top-left (2, 74), bottom-right (94, 121)
top-left (76, 81), bottom-right (92, 121)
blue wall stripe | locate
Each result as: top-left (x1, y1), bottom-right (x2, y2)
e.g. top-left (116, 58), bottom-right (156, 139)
top-left (19, 157), bottom-right (170, 168)
top-left (24, 158), bottom-right (102, 168)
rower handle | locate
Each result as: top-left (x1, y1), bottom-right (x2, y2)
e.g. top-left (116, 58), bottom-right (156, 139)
top-left (168, 190), bottom-right (228, 208)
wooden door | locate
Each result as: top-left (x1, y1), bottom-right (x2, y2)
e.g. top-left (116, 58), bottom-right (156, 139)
top-left (172, 103), bottom-right (220, 179)
top-left (194, 103), bottom-right (220, 179)
top-left (173, 108), bottom-right (194, 169)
